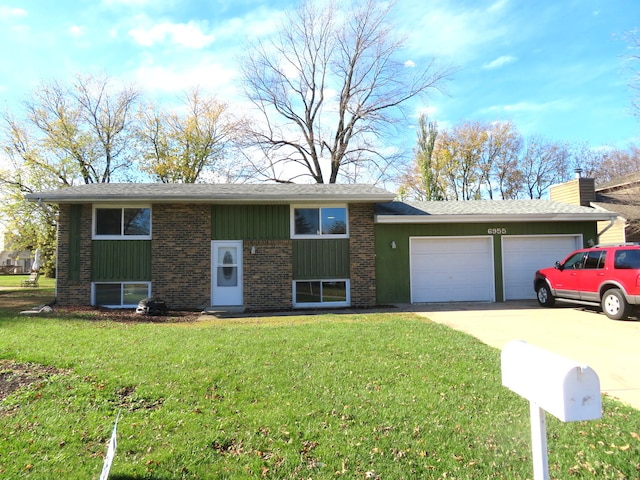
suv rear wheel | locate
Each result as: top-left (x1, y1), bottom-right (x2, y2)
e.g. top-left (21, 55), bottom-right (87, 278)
top-left (536, 284), bottom-right (555, 307)
top-left (601, 288), bottom-right (631, 320)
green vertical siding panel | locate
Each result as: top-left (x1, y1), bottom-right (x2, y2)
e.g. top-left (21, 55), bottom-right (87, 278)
top-left (211, 205), bottom-right (289, 240)
top-left (375, 226), bottom-right (411, 304)
top-left (68, 204), bottom-right (81, 281)
top-left (375, 221), bottom-right (598, 304)
top-left (92, 240), bottom-right (151, 281)
top-left (293, 239), bottom-right (350, 279)
top-left (493, 237), bottom-right (504, 302)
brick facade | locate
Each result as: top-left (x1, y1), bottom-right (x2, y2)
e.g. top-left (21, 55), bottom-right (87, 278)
top-left (54, 201), bottom-right (378, 310)
top-left (242, 240), bottom-right (293, 311)
top-left (349, 203), bottom-right (377, 307)
top-left (152, 204), bottom-right (211, 310)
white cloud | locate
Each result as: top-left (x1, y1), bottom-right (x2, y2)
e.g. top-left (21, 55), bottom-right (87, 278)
top-left (487, 0), bottom-right (509, 13)
top-left (68, 25), bottom-right (85, 37)
top-left (404, 60), bottom-right (416, 68)
top-left (214, 9), bottom-right (286, 41)
top-left (102, 0), bottom-right (156, 6)
top-left (131, 58), bottom-right (238, 96)
top-left (416, 105), bottom-right (438, 117)
top-left (400, 0), bottom-right (511, 60)
top-left (0, 6), bottom-right (27, 19)
top-left (483, 55), bottom-right (517, 69)
top-left (129, 20), bottom-right (215, 48)
top-left (487, 102), bottom-right (543, 113)
top-left (484, 99), bottom-right (572, 114)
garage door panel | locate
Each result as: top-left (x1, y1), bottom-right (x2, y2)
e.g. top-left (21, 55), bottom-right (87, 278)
top-left (411, 237), bottom-right (494, 303)
top-left (503, 236), bottom-right (580, 300)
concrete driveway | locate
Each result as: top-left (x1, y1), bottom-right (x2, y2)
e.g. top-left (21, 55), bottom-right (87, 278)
top-left (405, 300), bottom-right (640, 410)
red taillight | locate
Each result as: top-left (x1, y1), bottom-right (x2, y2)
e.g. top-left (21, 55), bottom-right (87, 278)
top-left (636, 275), bottom-right (640, 288)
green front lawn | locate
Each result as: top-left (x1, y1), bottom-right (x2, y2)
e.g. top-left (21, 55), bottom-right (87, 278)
top-left (0, 274), bottom-right (55, 290)
top-left (0, 291), bottom-right (639, 479)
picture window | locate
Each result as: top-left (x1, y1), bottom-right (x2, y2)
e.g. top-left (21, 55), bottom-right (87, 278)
top-left (292, 206), bottom-right (348, 238)
top-left (94, 206), bottom-right (151, 239)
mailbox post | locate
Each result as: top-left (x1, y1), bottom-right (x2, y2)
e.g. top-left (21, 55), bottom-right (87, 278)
top-left (501, 340), bottom-right (601, 480)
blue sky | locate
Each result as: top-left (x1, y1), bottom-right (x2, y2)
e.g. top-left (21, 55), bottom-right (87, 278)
top-left (0, 0), bottom-right (638, 152)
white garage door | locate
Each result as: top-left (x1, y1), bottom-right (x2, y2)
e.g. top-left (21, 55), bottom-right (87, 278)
top-left (410, 237), bottom-right (495, 302)
top-left (502, 235), bottom-right (581, 300)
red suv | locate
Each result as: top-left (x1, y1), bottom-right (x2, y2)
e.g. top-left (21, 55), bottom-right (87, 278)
top-left (534, 244), bottom-right (640, 320)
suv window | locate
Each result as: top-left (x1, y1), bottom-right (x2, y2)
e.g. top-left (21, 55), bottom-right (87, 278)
top-left (614, 249), bottom-right (640, 269)
top-left (563, 252), bottom-right (585, 269)
top-left (584, 250), bottom-right (606, 269)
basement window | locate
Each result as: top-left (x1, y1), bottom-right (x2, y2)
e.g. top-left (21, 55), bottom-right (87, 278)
top-left (293, 280), bottom-right (349, 307)
top-left (92, 282), bottom-right (150, 308)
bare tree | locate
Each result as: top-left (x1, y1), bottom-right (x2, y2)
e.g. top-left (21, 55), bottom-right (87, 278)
top-left (0, 74), bottom-right (140, 274)
top-left (400, 119), bottom-right (580, 200)
top-left (578, 143), bottom-right (640, 184)
top-left (434, 122), bottom-right (488, 200)
top-left (12, 74), bottom-right (140, 184)
top-left (138, 89), bottom-right (244, 183)
top-left (240, 0), bottom-right (454, 184)
top-left (521, 136), bottom-right (571, 199)
top-left (486, 121), bottom-right (523, 199)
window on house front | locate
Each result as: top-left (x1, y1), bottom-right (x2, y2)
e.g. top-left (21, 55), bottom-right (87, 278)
top-left (94, 206), bottom-right (151, 239)
top-left (93, 282), bottom-right (150, 307)
top-left (292, 206), bottom-right (348, 238)
top-left (293, 280), bottom-right (349, 307)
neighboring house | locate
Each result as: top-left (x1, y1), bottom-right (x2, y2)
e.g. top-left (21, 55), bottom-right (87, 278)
top-left (0, 232), bottom-right (32, 274)
top-left (594, 173), bottom-right (640, 243)
top-left (27, 183), bottom-right (613, 309)
top-left (549, 173), bottom-right (640, 244)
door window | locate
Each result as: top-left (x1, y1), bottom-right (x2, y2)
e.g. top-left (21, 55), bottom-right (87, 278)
top-left (217, 247), bottom-right (238, 287)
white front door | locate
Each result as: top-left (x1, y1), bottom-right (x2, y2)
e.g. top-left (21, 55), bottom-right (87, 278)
top-left (212, 241), bottom-right (243, 306)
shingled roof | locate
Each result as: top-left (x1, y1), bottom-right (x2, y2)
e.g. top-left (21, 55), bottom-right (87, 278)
top-left (375, 199), bottom-right (616, 223)
top-left (26, 182), bottom-right (396, 204)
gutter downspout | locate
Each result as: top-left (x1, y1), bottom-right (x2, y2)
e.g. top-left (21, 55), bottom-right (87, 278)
top-left (597, 215), bottom-right (618, 239)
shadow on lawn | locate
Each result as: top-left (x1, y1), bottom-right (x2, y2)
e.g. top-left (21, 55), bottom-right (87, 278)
top-left (0, 289), bottom-right (55, 313)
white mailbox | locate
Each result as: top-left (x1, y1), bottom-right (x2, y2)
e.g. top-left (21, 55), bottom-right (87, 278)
top-left (501, 340), bottom-right (601, 422)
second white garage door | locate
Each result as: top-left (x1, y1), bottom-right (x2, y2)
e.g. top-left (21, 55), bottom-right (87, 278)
top-left (502, 235), bottom-right (581, 300)
top-left (410, 236), bottom-right (495, 303)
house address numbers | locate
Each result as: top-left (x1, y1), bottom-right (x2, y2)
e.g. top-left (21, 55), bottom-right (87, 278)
top-left (488, 228), bottom-right (507, 234)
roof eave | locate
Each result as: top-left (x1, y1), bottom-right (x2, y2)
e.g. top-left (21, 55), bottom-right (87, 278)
top-left (25, 193), bottom-right (396, 204)
top-left (375, 213), bottom-right (618, 224)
